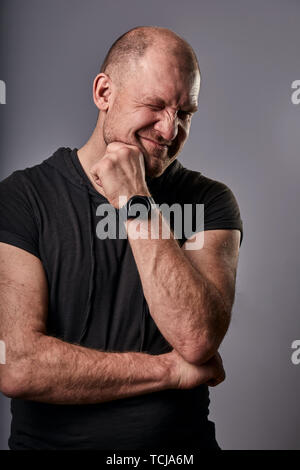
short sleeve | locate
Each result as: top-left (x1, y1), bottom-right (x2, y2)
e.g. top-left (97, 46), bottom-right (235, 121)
top-left (0, 171), bottom-right (40, 258)
top-left (202, 181), bottom-right (243, 245)
top-left (182, 179), bottom-right (243, 247)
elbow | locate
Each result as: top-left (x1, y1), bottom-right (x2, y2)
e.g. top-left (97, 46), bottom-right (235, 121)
top-left (181, 311), bottom-right (230, 366)
top-left (180, 338), bottom-right (218, 366)
top-left (0, 381), bottom-right (19, 399)
top-left (0, 364), bottom-right (31, 399)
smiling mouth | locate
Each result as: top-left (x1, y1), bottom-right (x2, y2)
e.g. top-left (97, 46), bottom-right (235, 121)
top-left (139, 136), bottom-right (169, 149)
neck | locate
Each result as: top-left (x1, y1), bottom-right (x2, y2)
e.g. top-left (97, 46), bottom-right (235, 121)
top-left (77, 117), bottom-right (107, 195)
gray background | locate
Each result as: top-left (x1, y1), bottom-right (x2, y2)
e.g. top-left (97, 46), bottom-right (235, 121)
top-left (0, 0), bottom-right (299, 450)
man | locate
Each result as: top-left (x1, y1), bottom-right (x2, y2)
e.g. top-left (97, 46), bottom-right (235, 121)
top-left (0, 26), bottom-right (243, 450)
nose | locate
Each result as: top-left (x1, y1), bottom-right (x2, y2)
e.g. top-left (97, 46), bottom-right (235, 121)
top-left (153, 111), bottom-right (178, 142)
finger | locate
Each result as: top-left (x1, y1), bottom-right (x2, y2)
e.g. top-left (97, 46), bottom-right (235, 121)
top-left (95, 177), bottom-right (103, 187)
top-left (107, 141), bottom-right (141, 154)
top-left (106, 142), bottom-right (129, 152)
top-left (89, 169), bottom-right (103, 187)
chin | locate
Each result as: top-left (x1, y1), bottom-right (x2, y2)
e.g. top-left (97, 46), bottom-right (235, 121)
top-left (145, 158), bottom-right (168, 179)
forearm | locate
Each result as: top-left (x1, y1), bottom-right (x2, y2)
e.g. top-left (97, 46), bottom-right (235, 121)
top-left (4, 333), bottom-right (174, 404)
top-left (126, 210), bottom-right (228, 363)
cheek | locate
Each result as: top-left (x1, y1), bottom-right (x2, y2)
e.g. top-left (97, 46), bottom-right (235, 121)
top-left (107, 110), bottom-right (128, 136)
top-left (133, 110), bottom-right (157, 132)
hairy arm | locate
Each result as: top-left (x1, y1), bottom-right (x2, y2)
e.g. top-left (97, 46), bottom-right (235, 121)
top-left (0, 243), bottom-right (223, 405)
top-left (126, 209), bottom-right (241, 366)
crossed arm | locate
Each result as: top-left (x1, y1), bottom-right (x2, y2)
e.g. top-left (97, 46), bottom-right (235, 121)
top-left (126, 210), bottom-right (241, 365)
top-left (0, 222), bottom-right (238, 404)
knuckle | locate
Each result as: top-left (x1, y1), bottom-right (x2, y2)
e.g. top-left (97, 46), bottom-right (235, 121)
top-left (106, 142), bottom-right (120, 151)
top-left (103, 158), bottom-right (115, 169)
top-left (118, 147), bottom-right (128, 157)
top-left (90, 163), bottom-right (100, 175)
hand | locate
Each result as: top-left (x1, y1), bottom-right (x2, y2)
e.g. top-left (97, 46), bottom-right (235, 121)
top-left (167, 349), bottom-right (225, 389)
top-left (89, 142), bottom-right (151, 208)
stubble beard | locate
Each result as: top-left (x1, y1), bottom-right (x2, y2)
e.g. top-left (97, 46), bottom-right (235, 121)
top-left (102, 110), bottom-right (177, 179)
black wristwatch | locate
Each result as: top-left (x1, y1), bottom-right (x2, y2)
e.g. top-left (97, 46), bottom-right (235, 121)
top-left (119, 195), bottom-right (156, 221)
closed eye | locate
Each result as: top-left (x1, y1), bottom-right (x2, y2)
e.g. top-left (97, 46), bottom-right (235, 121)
top-left (146, 104), bottom-right (194, 119)
top-left (148, 105), bottom-right (164, 111)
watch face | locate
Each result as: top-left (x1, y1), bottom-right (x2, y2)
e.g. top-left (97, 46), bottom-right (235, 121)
top-left (128, 196), bottom-right (151, 219)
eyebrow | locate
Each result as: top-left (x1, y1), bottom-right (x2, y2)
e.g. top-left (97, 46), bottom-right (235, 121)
top-left (142, 96), bottom-right (198, 113)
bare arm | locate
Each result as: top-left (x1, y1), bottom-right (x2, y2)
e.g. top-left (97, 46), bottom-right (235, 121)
top-left (88, 142), bottom-right (240, 367)
top-left (126, 208), bottom-right (241, 366)
top-left (0, 243), bottom-right (224, 405)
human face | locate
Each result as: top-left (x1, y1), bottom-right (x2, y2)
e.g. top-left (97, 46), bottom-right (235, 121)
top-left (102, 47), bottom-right (200, 178)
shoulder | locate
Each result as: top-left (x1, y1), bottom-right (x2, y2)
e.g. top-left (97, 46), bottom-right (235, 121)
top-left (0, 166), bottom-right (44, 259)
top-left (0, 167), bottom-right (43, 217)
top-left (160, 160), bottom-right (244, 246)
top-left (0, 155), bottom-right (50, 189)
top-left (0, 160), bottom-right (48, 218)
top-left (0, 168), bottom-right (31, 202)
top-left (0, 151), bottom-right (66, 235)
top-left (0, 147), bottom-right (72, 200)
top-left (164, 160), bottom-right (240, 206)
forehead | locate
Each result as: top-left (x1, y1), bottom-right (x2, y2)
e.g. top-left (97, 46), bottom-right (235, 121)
top-left (129, 47), bottom-right (200, 106)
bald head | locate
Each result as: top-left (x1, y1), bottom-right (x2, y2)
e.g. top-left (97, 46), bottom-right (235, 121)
top-left (99, 26), bottom-right (200, 88)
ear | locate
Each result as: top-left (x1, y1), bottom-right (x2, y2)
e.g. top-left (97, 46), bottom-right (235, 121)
top-left (93, 73), bottom-right (112, 112)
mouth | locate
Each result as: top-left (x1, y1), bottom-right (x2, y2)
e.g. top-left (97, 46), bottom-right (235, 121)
top-left (139, 136), bottom-right (169, 150)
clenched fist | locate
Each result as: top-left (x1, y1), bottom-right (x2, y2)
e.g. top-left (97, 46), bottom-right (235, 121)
top-left (90, 142), bottom-right (151, 208)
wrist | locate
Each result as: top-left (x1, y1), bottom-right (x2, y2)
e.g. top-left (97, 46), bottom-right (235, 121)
top-left (127, 186), bottom-right (151, 200)
top-left (121, 194), bottom-right (157, 234)
top-left (157, 352), bottom-right (179, 390)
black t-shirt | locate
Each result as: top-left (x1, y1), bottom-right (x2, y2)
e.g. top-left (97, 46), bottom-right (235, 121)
top-left (0, 147), bottom-right (243, 449)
